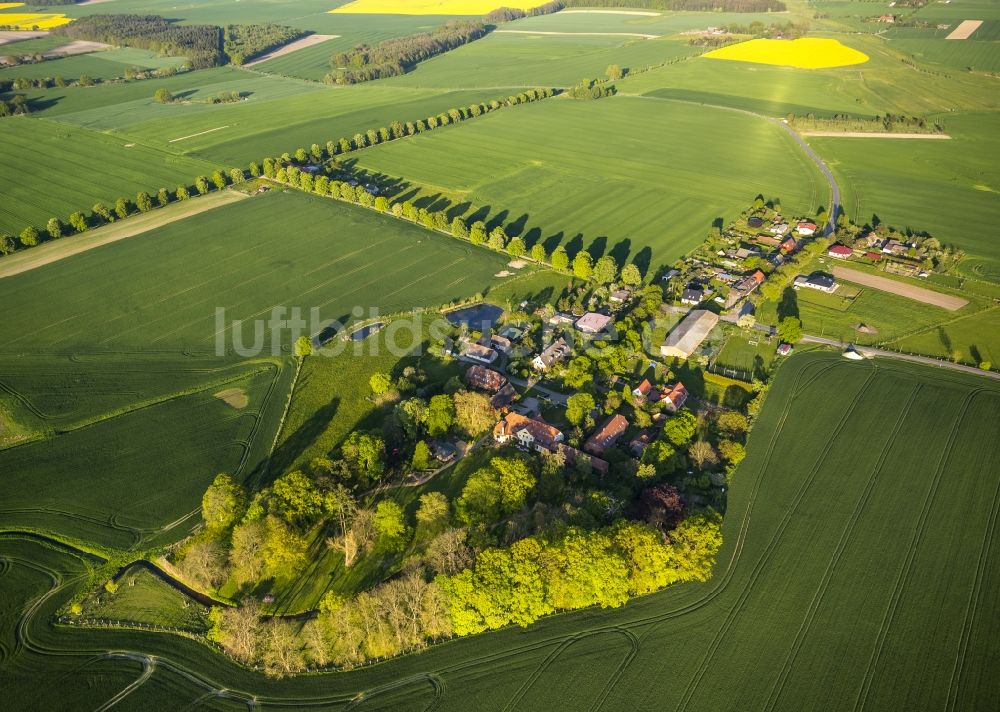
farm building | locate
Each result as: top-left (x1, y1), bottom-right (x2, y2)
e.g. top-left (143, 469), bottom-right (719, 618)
top-left (659, 382), bottom-right (689, 412)
top-left (796, 221), bottom-right (818, 236)
top-left (794, 273), bottom-right (838, 293)
top-left (494, 412), bottom-right (563, 453)
top-left (465, 365), bottom-right (506, 392)
top-left (661, 310), bottom-right (719, 360)
top-left (575, 312), bottom-right (613, 335)
top-left (681, 287), bottom-right (704, 305)
top-left (532, 337), bottom-right (571, 371)
top-left (584, 414), bottom-right (629, 456)
top-left (460, 341), bottom-right (498, 365)
top-left (828, 244), bottom-right (853, 259)
top-left (554, 443), bottom-right (609, 476)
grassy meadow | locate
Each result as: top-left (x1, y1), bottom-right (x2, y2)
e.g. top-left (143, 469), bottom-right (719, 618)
top-left (0, 189), bottom-right (510, 351)
top-left (3, 353), bottom-right (999, 709)
top-left (0, 47), bottom-right (186, 82)
top-left (355, 95), bottom-right (826, 269)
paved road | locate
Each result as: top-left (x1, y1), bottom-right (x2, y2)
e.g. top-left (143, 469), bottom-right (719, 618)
top-left (506, 374), bottom-right (570, 405)
top-left (800, 334), bottom-right (1000, 380)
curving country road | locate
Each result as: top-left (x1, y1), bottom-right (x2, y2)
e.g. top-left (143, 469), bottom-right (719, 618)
top-left (619, 94), bottom-right (841, 235)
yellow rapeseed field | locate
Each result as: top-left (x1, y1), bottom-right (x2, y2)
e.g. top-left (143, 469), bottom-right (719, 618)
top-left (703, 38), bottom-right (869, 69)
top-left (330, 0), bottom-right (540, 14)
top-left (0, 2), bottom-right (71, 30)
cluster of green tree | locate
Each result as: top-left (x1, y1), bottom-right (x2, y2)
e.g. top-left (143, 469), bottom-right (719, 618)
top-left (223, 24), bottom-right (304, 65)
top-left (208, 89), bottom-right (243, 104)
top-left (438, 514), bottom-right (721, 635)
top-left (839, 216), bottom-right (963, 272)
top-left (52, 14), bottom-right (223, 68)
top-left (484, 0), bottom-right (565, 23)
top-left (0, 167), bottom-right (245, 256)
top-left (565, 78), bottom-right (616, 100)
top-left (786, 112), bottom-right (945, 134)
top-left (688, 21), bottom-right (809, 46)
top-left (18, 0), bottom-right (80, 4)
top-left (1, 51), bottom-right (46, 67)
top-left (2, 63), bottom-right (180, 93)
top-left (562, 0), bottom-right (785, 11)
top-left (326, 20), bottom-right (488, 84)
top-left (0, 94), bottom-right (30, 116)
top-left (757, 237), bottom-right (831, 302)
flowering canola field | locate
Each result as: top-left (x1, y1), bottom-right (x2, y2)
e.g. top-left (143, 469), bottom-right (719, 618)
top-left (704, 38), bottom-right (869, 69)
top-left (330, 0), bottom-right (540, 14)
top-left (0, 2), bottom-right (71, 29)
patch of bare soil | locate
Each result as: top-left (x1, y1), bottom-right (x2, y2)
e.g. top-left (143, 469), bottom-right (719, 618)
top-left (214, 388), bottom-right (249, 409)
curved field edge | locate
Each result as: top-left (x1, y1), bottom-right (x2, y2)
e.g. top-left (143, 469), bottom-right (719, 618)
top-left (1, 352), bottom-right (998, 710)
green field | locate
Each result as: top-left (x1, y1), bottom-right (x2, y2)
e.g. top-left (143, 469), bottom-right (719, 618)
top-left (3, 353), bottom-right (998, 708)
top-left (382, 33), bottom-right (699, 89)
top-left (355, 95), bottom-right (826, 269)
top-left (890, 306), bottom-right (1000, 366)
top-left (0, 354), bottom-right (291, 548)
top-left (810, 112), bottom-right (1000, 276)
top-left (0, 47), bottom-right (186, 82)
top-left (0, 189), bottom-right (510, 351)
top-left (252, 37), bottom-right (348, 81)
top-left (0, 118), bottom-right (216, 234)
top-left (80, 565), bottom-right (210, 631)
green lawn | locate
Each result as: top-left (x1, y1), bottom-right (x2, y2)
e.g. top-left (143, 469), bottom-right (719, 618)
top-left (4, 353), bottom-right (999, 709)
top-left (0, 189), bottom-right (511, 351)
top-left (355, 95), bottom-right (826, 270)
top-left (0, 118), bottom-right (216, 234)
top-left (890, 306), bottom-right (1000, 367)
top-left (810, 111), bottom-right (1000, 277)
top-left (80, 565), bottom-right (210, 631)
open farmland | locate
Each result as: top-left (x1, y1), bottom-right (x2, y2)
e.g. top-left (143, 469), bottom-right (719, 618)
top-left (809, 112), bottom-right (1000, 277)
top-left (0, 189), bottom-right (510, 351)
top-left (2, 353), bottom-right (998, 709)
top-left (355, 95), bottom-right (826, 268)
top-left (382, 32), bottom-right (699, 89)
top-left (0, 353), bottom-right (292, 548)
top-left (0, 47), bottom-right (185, 82)
top-left (0, 119), bottom-right (216, 234)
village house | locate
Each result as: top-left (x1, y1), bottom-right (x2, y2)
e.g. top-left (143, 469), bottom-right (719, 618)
top-left (828, 244), bottom-right (853, 260)
top-left (631, 378), bottom-right (654, 402)
top-left (465, 365), bottom-right (506, 392)
top-left (609, 288), bottom-right (631, 304)
top-left (494, 412), bottom-right (563, 453)
top-left (681, 286), bottom-right (704, 305)
top-left (584, 414), bottom-right (629, 456)
top-left (554, 443), bottom-right (609, 476)
top-left (864, 250), bottom-right (883, 262)
top-left (734, 246), bottom-right (761, 260)
top-left (724, 270), bottom-right (765, 308)
top-left (659, 382), bottom-right (688, 412)
top-left (460, 340), bottom-right (498, 365)
top-left (487, 334), bottom-right (513, 354)
top-left (796, 221), bottom-right (818, 236)
top-left (532, 337), bottom-right (571, 371)
top-left (547, 312), bottom-right (577, 326)
top-left (629, 430), bottom-right (655, 457)
top-left (661, 310), bottom-right (719, 360)
top-left (875, 14), bottom-right (895, 23)
top-left (755, 233), bottom-right (781, 248)
top-left (575, 312), bottom-right (613, 335)
top-left (780, 236), bottom-right (798, 254)
top-left (776, 342), bottom-right (793, 356)
top-left (882, 239), bottom-right (908, 256)
top-left (794, 273), bottom-right (838, 293)
top-left (769, 223), bottom-right (789, 236)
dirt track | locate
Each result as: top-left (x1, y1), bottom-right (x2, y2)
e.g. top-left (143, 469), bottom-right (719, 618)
top-left (245, 34), bottom-right (339, 66)
top-left (801, 131), bottom-right (951, 139)
top-left (0, 190), bottom-right (248, 279)
top-left (832, 266), bottom-right (969, 311)
top-left (946, 20), bottom-right (983, 40)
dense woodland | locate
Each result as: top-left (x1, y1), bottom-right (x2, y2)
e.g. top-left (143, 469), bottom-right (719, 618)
top-left (327, 21), bottom-right (489, 84)
top-left (53, 15), bottom-right (223, 68)
top-left (484, 0), bottom-right (566, 23)
top-left (223, 24), bottom-right (304, 66)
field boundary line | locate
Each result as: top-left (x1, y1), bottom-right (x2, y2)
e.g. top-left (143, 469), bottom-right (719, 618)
top-left (798, 131), bottom-right (951, 139)
top-left (945, 408), bottom-right (1000, 711)
top-left (832, 266), bottom-right (968, 310)
top-left (243, 34), bottom-right (340, 67)
top-left (0, 190), bottom-right (248, 280)
top-left (168, 125), bottom-right (231, 143)
top-left (851, 388), bottom-right (984, 712)
top-left (494, 29), bottom-right (659, 39)
top-left (761, 385), bottom-right (923, 712)
top-left (674, 366), bottom-right (880, 711)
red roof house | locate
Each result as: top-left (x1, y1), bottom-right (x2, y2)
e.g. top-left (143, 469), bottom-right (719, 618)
top-left (828, 244), bottom-right (853, 259)
top-left (584, 414), bottom-right (629, 456)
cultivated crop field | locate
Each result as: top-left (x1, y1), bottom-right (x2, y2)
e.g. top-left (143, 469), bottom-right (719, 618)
top-left (356, 95), bottom-right (826, 268)
top-left (0, 119), bottom-right (216, 234)
top-left (0, 47), bottom-right (185, 82)
top-left (0, 189), bottom-right (510, 351)
top-left (3, 354), bottom-right (998, 709)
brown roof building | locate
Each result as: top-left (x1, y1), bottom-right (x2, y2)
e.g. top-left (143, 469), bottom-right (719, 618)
top-left (465, 365), bottom-right (506, 393)
top-left (584, 414), bottom-right (629, 455)
top-left (494, 412), bottom-right (564, 453)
